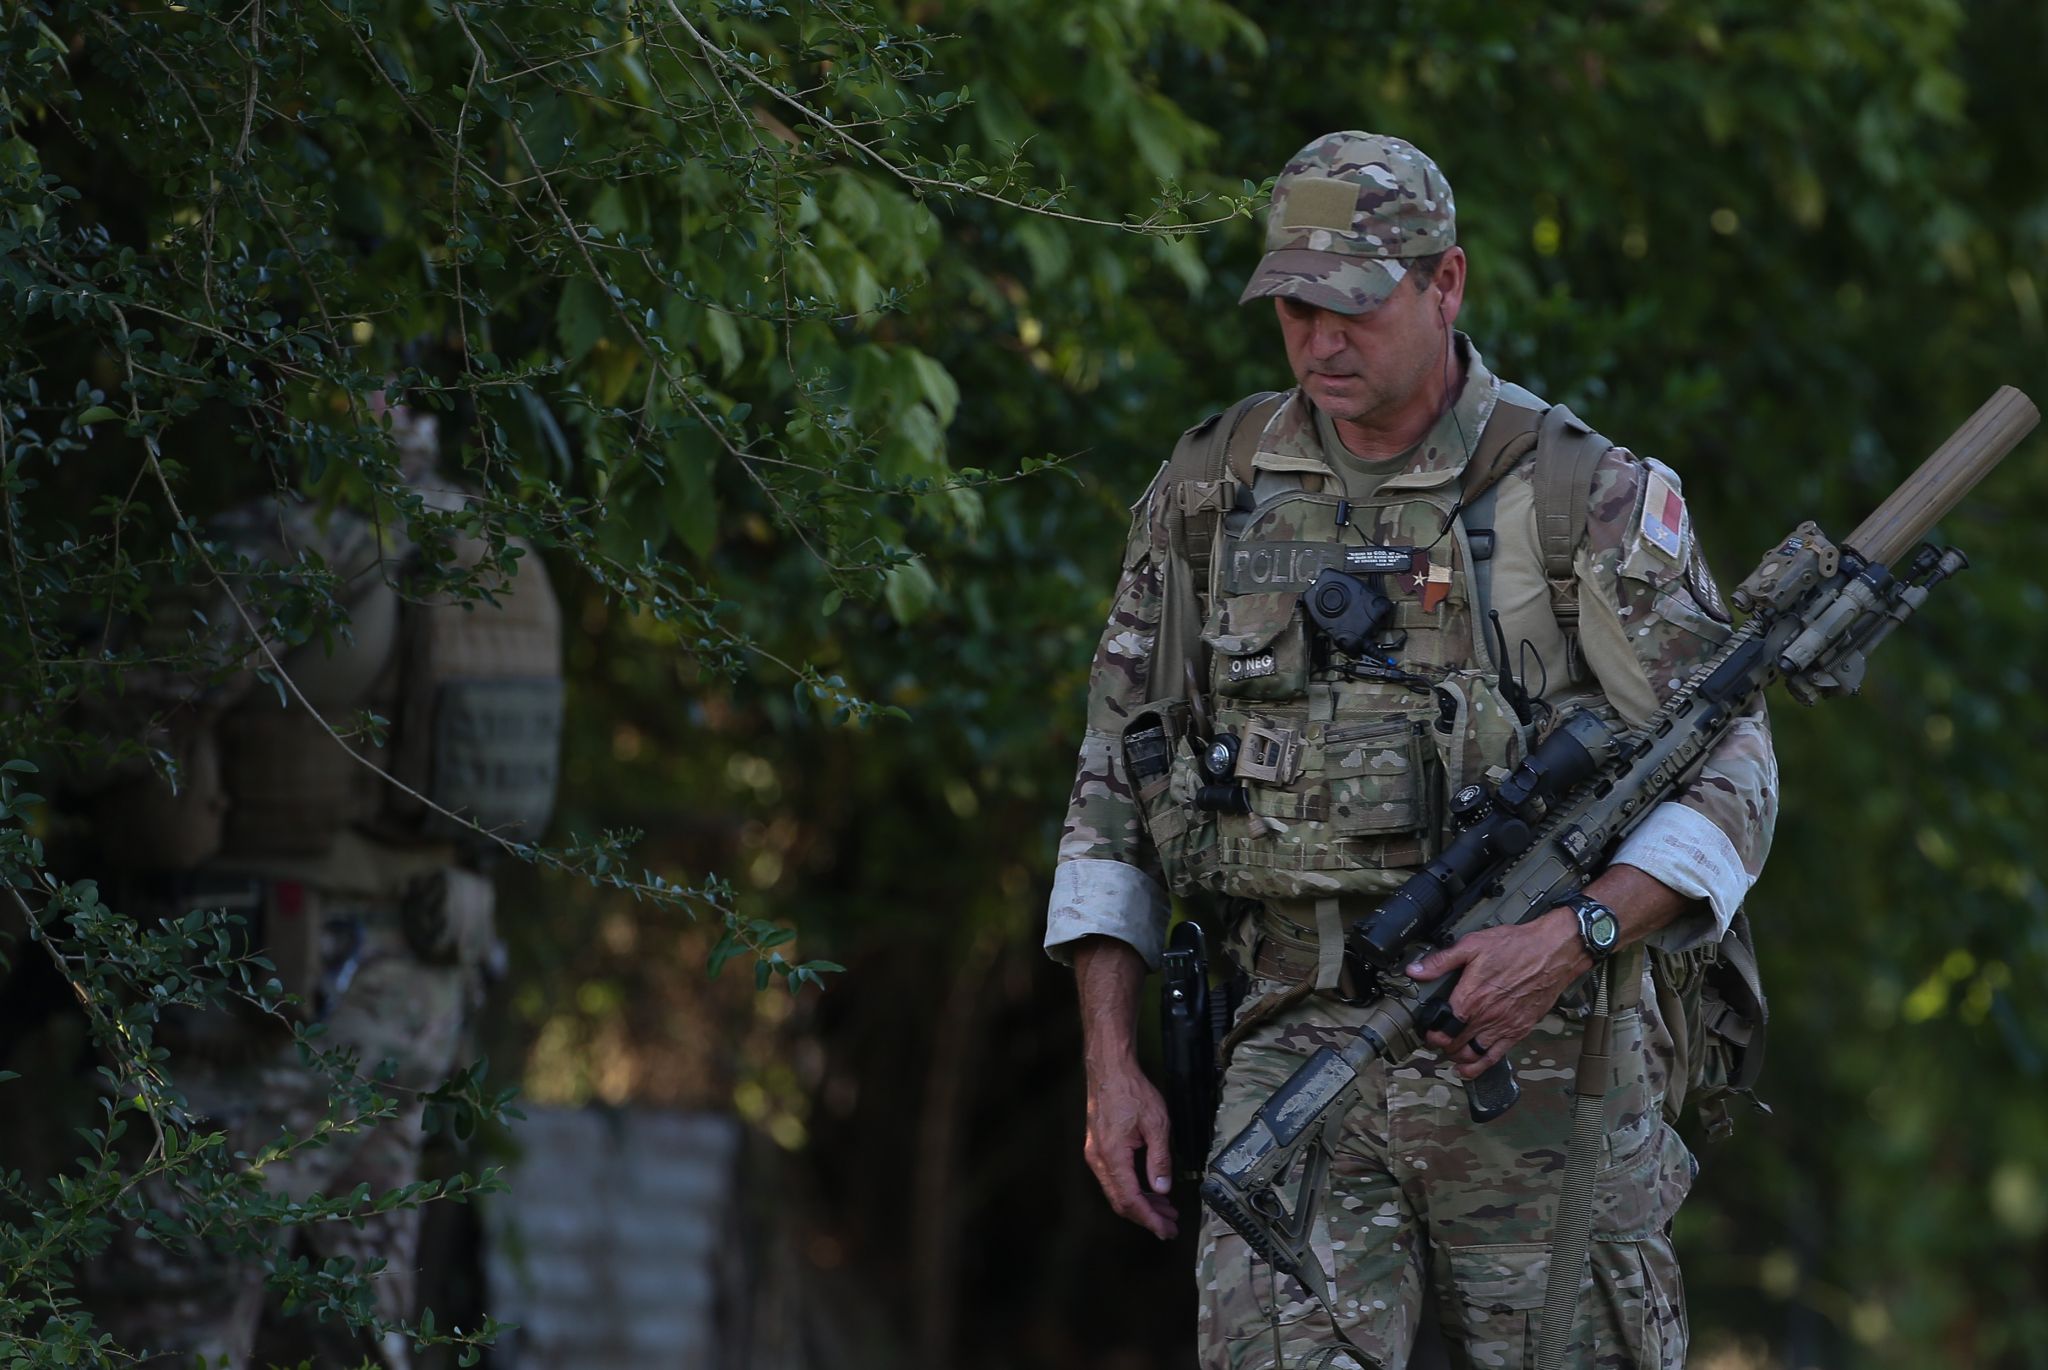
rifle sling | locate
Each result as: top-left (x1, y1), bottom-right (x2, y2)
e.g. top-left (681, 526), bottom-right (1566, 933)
top-left (1536, 945), bottom-right (1644, 1370)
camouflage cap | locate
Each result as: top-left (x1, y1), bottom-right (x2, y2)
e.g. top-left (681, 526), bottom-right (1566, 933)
top-left (1239, 132), bottom-right (1456, 315)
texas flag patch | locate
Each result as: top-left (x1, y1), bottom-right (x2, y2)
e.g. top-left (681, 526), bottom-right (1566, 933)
top-left (1639, 469), bottom-right (1687, 561)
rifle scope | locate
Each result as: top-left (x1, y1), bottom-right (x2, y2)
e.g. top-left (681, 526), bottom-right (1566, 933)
top-left (1346, 712), bottom-right (1618, 971)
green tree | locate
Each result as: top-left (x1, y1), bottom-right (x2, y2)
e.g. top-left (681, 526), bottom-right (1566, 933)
top-left (4, 0), bottom-right (2045, 1365)
top-left (0, 0), bottom-right (1249, 1359)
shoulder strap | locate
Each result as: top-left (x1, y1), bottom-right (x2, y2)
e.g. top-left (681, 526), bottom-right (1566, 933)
top-left (1165, 390), bottom-right (1284, 603)
top-left (1530, 403), bottom-right (1611, 596)
top-left (1457, 397), bottom-right (1541, 507)
top-left (1459, 396), bottom-right (1613, 629)
top-left (1147, 391), bottom-right (1283, 713)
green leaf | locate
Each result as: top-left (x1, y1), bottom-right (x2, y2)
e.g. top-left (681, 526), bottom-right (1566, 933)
top-left (555, 278), bottom-right (609, 361)
top-left (882, 557), bottom-right (937, 625)
top-left (701, 308), bottom-right (743, 378)
top-left (906, 351), bottom-right (960, 427)
top-left (76, 405), bottom-right (119, 425)
top-left (664, 443), bottom-right (719, 560)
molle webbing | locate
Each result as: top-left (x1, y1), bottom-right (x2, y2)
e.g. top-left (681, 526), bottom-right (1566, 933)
top-left (388, 540), bottom-right (564, 845)
top-left (1530, 405), bottom-right (1612, 610)
top-left (1166, 391), bottom-right (1284, 600)
top-left (1458, 397), bottom-right (1612, 626)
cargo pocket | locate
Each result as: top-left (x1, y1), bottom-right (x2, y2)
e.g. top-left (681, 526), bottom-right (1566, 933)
top-left (1446, 1242), bottom-right (1545, 1369)
top-left (1427, 670), bottom-right (1530, 801)
top-left (1316, 716), bottom-right (1438, 868)
top-left (1205, 591), bottom-right (1310, 701)
top-left (1585, 1127), bottom-right (1695, 1368)
top-left (1595, 1006), bottom-right (1656, 1176)
top-left (1120, 702), bottom-right (1215, 894)
top-left (1594, 1111), bottom-right (1696, 1243)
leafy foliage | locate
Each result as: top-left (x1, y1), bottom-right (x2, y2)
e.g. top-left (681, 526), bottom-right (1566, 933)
top-left (2, 0), bottom-right (2045, 1365)
top-left (0, 0), bottom-right (1256, 1357)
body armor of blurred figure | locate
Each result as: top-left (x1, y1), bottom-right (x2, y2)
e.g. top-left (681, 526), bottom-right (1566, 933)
top-left (76, 399), bottom-right (563, 1369)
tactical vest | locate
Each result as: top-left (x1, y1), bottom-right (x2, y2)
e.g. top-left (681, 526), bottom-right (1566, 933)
top-left (1129, 389), bottom-right (1591, 904)
top-left (1127, 386), bottom-right (1771, 1134)
top-left (94, 495), bottom-right (565, 875)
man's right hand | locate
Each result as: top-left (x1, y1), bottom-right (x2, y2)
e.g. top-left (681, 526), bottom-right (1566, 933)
top-left (1083, 1061), bottom-right (1179, 1240)
top-left (1073, 935), bottom-right (1180, 1240)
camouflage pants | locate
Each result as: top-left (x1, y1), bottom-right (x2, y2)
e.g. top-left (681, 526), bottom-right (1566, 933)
top-left (1197, 980), bottom-right (1695, 1370)
top-left (87, 915), bottom-right (470, 1370)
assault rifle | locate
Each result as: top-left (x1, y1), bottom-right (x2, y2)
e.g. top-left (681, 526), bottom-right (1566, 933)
top-left (1200, 387), bottom-right (2041, 1306)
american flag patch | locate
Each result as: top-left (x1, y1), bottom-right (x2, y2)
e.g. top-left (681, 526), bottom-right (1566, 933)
top-left (1639, 469), bottom-right (1687, 561)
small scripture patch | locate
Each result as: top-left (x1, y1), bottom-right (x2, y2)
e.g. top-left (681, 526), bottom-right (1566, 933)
top-left (1229, 652), bottom-right (1278, 682)
top-left (1639, 469), bottom-right (1687, 561)
top-left (1346, 546), bottom-right (1416, 575)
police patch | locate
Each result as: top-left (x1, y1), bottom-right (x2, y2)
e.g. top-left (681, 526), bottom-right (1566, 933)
top-left (1638, 469), bottom-right (1687, 562)
top-left (1227, 540), bottom-right (1344, 593)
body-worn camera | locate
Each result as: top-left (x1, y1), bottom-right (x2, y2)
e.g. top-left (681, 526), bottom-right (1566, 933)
top-left (1304, 567), bottom-right (1395, 657)
top-left (1196, 732), bottom-right (1250, 813)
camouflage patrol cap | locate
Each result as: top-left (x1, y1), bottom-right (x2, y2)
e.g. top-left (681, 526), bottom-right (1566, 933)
top-left (1239, 132), bottom-right (1456, 315)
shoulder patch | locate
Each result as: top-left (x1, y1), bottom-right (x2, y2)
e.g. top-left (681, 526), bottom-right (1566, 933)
top-left (1637, 466), bottom-right (1687, 563)
top-left (1687, 538), bottom-right (1732, 623)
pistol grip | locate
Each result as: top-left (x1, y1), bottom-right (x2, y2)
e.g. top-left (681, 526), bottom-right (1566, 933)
top-left (1417, 1000), bottom-right (1521, 1123)
top-left (1464, 1057), bottom-right (1520, 1122)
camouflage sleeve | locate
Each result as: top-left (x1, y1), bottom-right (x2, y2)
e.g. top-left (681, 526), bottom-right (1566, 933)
top-left (1044, 466), bottom-right (1173, 970)
top-left (1573, 449), bottom-right (1779, 953)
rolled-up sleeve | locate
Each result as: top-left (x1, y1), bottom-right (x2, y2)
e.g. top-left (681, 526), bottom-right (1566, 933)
top-left (1045, 857), bottom-right (1172, 968)
top-left (1045, 468), bottom-right (1173, 967)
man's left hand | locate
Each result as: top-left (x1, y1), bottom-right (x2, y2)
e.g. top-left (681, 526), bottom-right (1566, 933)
top-left (1406, 909), bottom-right (1587, 1078)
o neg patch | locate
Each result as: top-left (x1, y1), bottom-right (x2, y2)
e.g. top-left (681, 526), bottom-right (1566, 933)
top-left (1228, 651), bottom-right (1278, 682)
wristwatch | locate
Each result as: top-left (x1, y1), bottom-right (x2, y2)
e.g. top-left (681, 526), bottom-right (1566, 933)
top-left (1566, 894), bottom-right (1621, 962)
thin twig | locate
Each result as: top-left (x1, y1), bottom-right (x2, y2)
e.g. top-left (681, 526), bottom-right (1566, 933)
top-left (656, 0), bottom-right (1242, 233)
top-left (235, 1), bottom-right (262, 164)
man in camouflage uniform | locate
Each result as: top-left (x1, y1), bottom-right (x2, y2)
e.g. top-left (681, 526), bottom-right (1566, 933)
top-left (1048, 133), bottom-right (1777, 1368)
top-left (72, 398), bottom-right (562, 1368)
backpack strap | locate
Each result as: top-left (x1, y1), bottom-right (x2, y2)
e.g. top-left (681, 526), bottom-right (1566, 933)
top-left (1458, 394), bottom-right (1613, 632)
top-left (1459, 392), bottom-right (1543, 671)
top-left (1457, 393), bottom-right (1542, 507)
top-left (1151, 391), bottom-right (1284, 711)
top-left (1529, 403), bottom-right (1612, 626)
top-left (1164, 390), bottom-right (1284, 601)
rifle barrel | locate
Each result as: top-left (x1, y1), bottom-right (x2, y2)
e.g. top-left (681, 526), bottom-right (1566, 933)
top-left (1845, 386), bottom-right (2039, 567)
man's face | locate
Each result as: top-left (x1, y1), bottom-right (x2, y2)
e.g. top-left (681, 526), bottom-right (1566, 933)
top-left (1272, 259), bottom-right (1456, 423)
